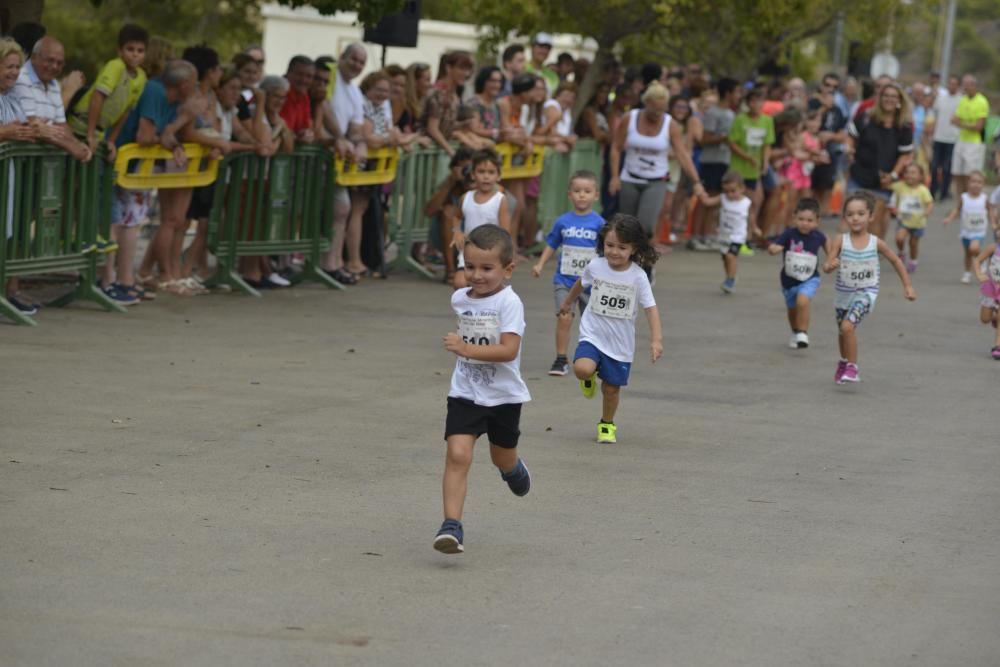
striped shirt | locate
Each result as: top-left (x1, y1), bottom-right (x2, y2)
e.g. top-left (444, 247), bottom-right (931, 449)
top-left (834, 232), bottom-right (879, 308)
top-left (12, 60), bottom-right (65, 123)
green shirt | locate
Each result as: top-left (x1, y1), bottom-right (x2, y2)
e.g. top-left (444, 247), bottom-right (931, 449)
top-left (69, 58), bottom-right (146, 137)
top-left (525, 62), bottom-right (559, 95)
top-left (728, 112), bottom-right (775, 180)
top-left (955, 93), bottom-right (989, 144)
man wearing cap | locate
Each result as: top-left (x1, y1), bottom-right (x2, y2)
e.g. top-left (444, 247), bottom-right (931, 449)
top-left (525, 33), bottom-right (559, 94)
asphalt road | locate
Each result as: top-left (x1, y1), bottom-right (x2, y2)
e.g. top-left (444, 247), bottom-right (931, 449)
top-left (1, 205), bottom-right (998, 666)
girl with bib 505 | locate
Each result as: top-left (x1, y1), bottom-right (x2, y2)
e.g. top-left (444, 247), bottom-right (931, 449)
top-left (823, 192), bottom-right (916, 384)
top-left (559, 214), bottom-right (662, 443)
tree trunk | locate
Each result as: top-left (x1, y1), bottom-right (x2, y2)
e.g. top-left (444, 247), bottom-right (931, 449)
top-left (571, 44), bottom-right (615, 125)
top-left (0, 0), bottom-right (45, 34)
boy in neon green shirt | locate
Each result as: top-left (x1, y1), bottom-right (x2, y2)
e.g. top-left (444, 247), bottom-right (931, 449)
top-left (69, 24), bottom-right (148, 159)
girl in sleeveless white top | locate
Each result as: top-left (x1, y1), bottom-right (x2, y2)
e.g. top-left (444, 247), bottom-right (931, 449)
top-left (454, 171), bottom-right (510, 281)
top-left (943, 173), bottom-right (990, 282)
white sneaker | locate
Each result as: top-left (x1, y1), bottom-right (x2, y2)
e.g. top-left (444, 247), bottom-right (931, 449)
top-left (795, 332), bottom-right (809, 348)
top-left (788, 333), bottom-right (799, 349)
top-left (961, 272), bottom-right (972, 284)
top-left (266, 272), bottom-right (291, 287)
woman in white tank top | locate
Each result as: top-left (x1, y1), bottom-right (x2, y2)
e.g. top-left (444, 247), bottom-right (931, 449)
top-left (608, 82), bottom-right (706, 237)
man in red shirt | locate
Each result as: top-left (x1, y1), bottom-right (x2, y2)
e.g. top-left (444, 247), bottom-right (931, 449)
top-left (280, 55), bottom-right (315, 144)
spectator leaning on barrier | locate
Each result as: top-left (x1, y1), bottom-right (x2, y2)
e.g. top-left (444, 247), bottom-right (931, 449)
top-left (525, 33), bottom-right (558, 94)
top-left (280, 55), bottom-right (315, 145)
top-left (232, 53), bottom-right (261, 114)
top-left (120, 60), bottom-right (199, 297)
top-left (421, 50), bottom-right (474, 157)
top-left (243, 45), bottom-right (265, 85)
top-left (927, 74), bottom-right (960, 200)
top-left (469, 66), bottom-right (503, 145)
top-left (540, 81), bottom-right (577, 153)
top-left (499, 44), bottom-right (525, 98)
top-left (321, 42), bottom-right (368, 286)
top-left (143, 36), bottom-right (174, 80)
top-left (68, 24), bottom-right (148, 160)
top-left (950, 74), bottom-right (989, 197)
top-left (11, 36), bottom-right (91, 162)
top-left (401, 62), bottom-right (430, 132)
top-left (0, 37), bottom-right (42, 316)
top-left (554, 52), bottom-right (574, 82)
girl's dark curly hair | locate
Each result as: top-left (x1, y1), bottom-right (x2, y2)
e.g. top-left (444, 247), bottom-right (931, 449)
top-left (596, 213), bottom-right (659, 269)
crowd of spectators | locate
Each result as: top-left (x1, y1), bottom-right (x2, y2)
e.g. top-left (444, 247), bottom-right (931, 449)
top-left (0, 19), bottom-right (995, 315)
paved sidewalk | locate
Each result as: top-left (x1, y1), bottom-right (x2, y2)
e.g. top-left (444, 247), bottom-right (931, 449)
top-left (1, 209), bottom-right (998, 666)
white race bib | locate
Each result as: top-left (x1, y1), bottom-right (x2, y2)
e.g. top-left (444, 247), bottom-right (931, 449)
top-left (961, 212), bottom-right (987, 236)
top-left (899, 196), bottom-right (924, 219)
top-left (719, 209), bottom-right (744, 243)
top-left (560, 246), bottom-right (596, 277)
top-left (839, 257), bottom-right (878, 289)
top-left (784, 251), bottom-right (818, 282)
top-left (989, 256), bottom-right (1000, 284)
top-left (589, 278), bottom-right (637, 319)
top-left (745, 126), bottom-right (766, 148)
top-left (457, 313), bottom-right (500, 364)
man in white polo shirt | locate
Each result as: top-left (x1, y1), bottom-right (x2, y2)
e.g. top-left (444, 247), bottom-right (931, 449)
top-left (927, 75), bottom-right (960, 200)
top-left (950, 74), bottom-right (990, 197)
top-left (11, 36), bottom-right (91, 161)
top-left (320, 42), bottom-right (368, 285)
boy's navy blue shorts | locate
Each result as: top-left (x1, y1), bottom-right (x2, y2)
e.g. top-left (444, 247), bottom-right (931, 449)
top-left (574, 340), bottom-right (632, 386)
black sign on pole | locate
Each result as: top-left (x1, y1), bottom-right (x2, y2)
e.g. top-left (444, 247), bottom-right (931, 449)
top-left (363, 0), bottom-right (421, 49)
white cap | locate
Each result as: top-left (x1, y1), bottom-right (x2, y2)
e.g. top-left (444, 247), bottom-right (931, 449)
top-left (532, 32), bottom-right (554, 46)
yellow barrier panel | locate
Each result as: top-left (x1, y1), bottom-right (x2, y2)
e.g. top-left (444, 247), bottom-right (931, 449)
top-left (334, 147), bottom-right (400, 186)
top-left (495, 142), bottom-right (545, 179)
top-left (114, 143), bottom-right (220, 189)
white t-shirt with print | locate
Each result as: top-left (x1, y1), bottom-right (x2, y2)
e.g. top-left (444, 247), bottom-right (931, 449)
top-left (718, 195), bottom-right (752, 245)
top-left (578, 257), bottom-right (656, 362)
top-left (331, 70), bottom-right (364, 136)
top-left (449, 285), bottom-right (531, 407)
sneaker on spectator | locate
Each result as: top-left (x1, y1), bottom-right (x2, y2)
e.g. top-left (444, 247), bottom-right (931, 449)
top-left (500, 459), bottom-right (531, 496)
top-left (433, 519), bottom-right (464, 554)
top-left (103, 283), bottom-right (139, 306)
top-left (838, 362), bottom-right (860, 384)
top-left (266, 272), bottom-right (291, 288)
top-left (788, 333), bottom-right (799, 349)
top-left (96, 234), bottom-right (118, 254)
top-left (739, 243), bottom-right (755, 257)
top-left (7, 294), bottom-right (38, 315)
top-left (795, 332), bottom-right (809, 348)
top-left (961, 271), bottom-right (972, 284)
top-left (548, 356), bottom-right (569, 376)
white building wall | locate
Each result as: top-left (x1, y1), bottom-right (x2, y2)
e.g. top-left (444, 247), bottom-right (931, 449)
top-left (261, 4), bottom-right (597, 78)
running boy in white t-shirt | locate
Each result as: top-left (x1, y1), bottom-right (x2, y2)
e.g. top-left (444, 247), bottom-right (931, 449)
top-left (435, 225), bottom-right (531, 555)
top-left (531, 170), bottom-right (604, 376)
top-left (452, 148), bottom-right (511, 288)
top-left (559, 214), bottom-right (662, 444)
top-left (696, 170), bottom-right (759, 293)
top-left (943, 170), bottom-right (991, 283)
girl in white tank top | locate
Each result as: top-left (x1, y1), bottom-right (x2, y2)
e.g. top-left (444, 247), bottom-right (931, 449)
top-left (943, 172), bottom-right (990, 283)
top-left (621, 108), bottom-right (671, 183)
top-left (453, 153), bottom-right (511, 281)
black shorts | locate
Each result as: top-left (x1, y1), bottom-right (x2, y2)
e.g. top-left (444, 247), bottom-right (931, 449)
top-left (445, 397), bottom-right (522, 448)
top-left (810, 162), bottom-right (837, 190)
top-left (721, 242), bottom-right (742, 256)
top-left (699, 163), bottom-right (728, 192)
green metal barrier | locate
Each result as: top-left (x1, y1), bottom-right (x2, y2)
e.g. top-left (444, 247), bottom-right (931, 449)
top-left (386, 141), bottom-right (605, 278)
top-left (206, 146), bottom-right (341, 297)
top-left (387, 145), bottom-right (451, 279)
top-left (535, 139), bottom-right (604, 242)
top-left (0, 142), bottom-right (123, 326)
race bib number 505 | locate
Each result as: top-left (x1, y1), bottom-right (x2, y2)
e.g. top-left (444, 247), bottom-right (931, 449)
top-left (457, 313), bottom-right (500, 364)
top-left (590, 278), bottom-right (637, 319)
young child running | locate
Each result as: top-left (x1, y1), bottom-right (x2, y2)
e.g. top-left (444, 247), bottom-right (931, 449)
top-left (559, 214), bottom-right (662, 444)
top-left (943, 170), bottom-right (990, 284)
top-left (531, 170), bottom-right (604, 376)
top-left (452, 148), bottom-right (511, 289)
top-left (696, 170), bottom-right (758, 294)
top-left (889, 163), bottom-right (934, 273)
top-left (823, 192), bottom-right (916, 384)
top-left (973, 231), bottom-right (1000, 359)
top-left (435, 225), bottom-right (531, 554)
top-left (767, 197), bottom-right (830, 349)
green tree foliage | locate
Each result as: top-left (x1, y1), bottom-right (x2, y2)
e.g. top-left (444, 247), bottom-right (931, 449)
top-left (899, 0), bottom-right (1000, 89)
top-left (44, 0), bottom-right (262, 80)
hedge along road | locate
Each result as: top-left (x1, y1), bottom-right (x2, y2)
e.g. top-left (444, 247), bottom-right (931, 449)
top-left (1, 205), bottom-right (997, 667)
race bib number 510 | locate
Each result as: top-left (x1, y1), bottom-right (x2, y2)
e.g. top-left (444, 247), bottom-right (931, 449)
top-left (590, 278), bottom-right (637, 319)
top-left (457, 313), bottom-right (500, 364)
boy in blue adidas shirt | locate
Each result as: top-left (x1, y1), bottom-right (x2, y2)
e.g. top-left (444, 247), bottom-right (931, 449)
top-left (532, 170), bottom-right (605, 376)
